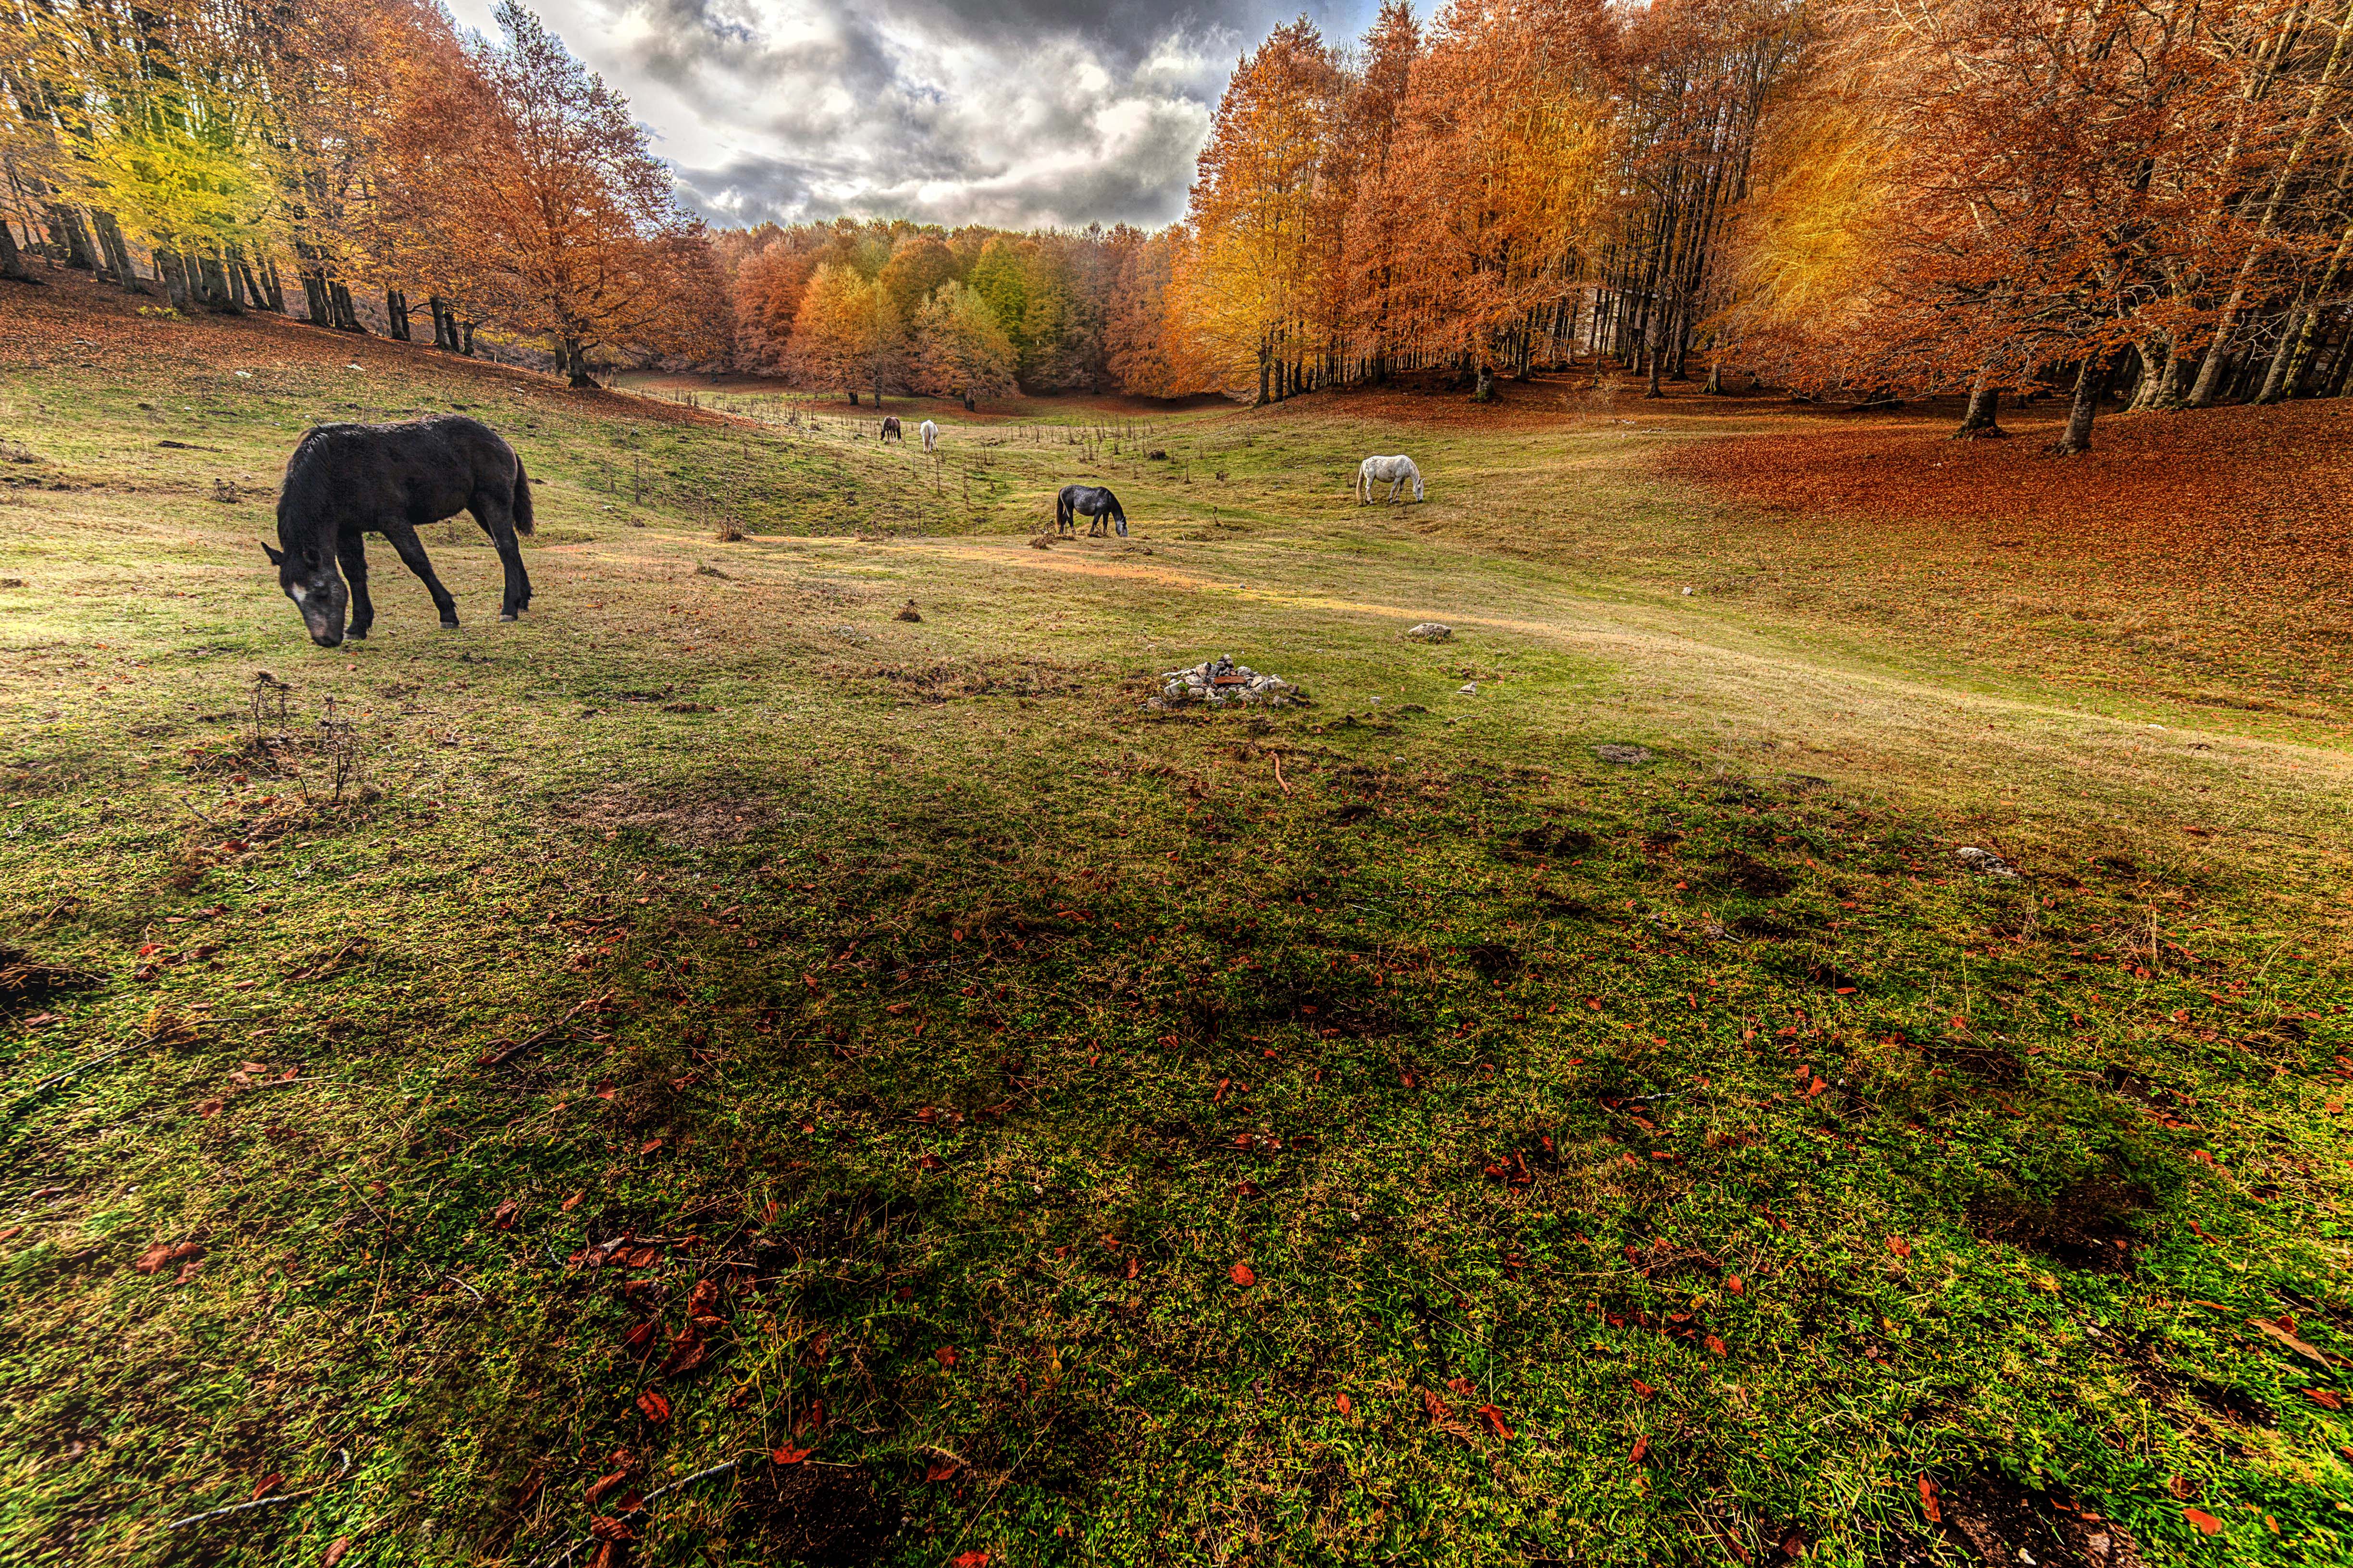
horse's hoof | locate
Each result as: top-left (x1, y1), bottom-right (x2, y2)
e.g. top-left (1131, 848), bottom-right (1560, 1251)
top-left (439, 619), bottom-right (460, 630)
top-left (499, 612), bottom-right (519, 622)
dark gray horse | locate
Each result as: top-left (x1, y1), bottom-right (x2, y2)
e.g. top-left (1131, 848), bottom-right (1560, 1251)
top-left (1056, 483), bottom-right (1127, 538)
top-left (264, 416), bottom-right (534, 648)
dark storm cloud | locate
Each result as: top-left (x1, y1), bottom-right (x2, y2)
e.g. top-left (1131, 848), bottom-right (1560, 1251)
top-left (456, 0), bottom-right (1365, 229)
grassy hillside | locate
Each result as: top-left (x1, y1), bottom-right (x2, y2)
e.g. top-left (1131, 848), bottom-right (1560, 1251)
top-left (2, 278), bottom-right (2349, 1568)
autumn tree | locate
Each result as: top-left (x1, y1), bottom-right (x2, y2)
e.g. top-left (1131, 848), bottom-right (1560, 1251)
top-left (1176, 20), bottom-right (1345, 402)
top-left (911, 279), bottom-right (1017, 397)
top-left (789, 261), bottom-right (899, 402)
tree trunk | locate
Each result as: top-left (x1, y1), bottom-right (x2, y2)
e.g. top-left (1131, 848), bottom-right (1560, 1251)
top-left (156, 249), bottom-right (195, 312)
top-left (1644, 309), bottom-right (1665, 398)
top-left (198, 254), bottom-right (241, 312)
top-left (259, 256), bottom-right (286, 313)
top-left (2266, 219), bottom-right (2353, 403)
top-left (2047, 353), bottom-right (2113, 456)
top-left (298, 267), bottom-right (331, 324)
top-left (1953, 371), bottom-right (2008, 438)
top-left (386, 289), bottom-right (410, 342)
top-left (232, 250), bottom-right (270, 310)
top-left (46, 205), bottom-right (97, 270)
top-left (329, 282), bottom-right (363, 332)
top-left (0, 219), bottom-right (33, 284)
top-left (560, 336), bottom-right (597, 387)
top-left (89, 210), bottom-right (143, 291)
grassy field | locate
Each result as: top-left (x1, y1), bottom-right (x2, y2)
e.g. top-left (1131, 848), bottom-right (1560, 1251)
top-left (3, 277), bottom-right (2350, 1568)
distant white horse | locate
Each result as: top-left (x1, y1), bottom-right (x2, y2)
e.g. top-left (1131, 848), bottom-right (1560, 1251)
top-left (919, 419), bottom-right (938, 454)
top-left (1357, 455), bottom-right (1424, 504)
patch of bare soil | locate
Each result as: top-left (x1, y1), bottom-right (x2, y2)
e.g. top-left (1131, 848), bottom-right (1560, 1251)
top-left (733, 1462), bottom-right (896, 1564)
top-left (573, 782), bottom-right (773, 845)
top-left (1934, 1470), bottom-right (2148, 1567)
top-left (850, 655), bottom-right (1081, 703)
top-left (1969, 1174), bottom-right (2152, 1274)
top-left (0, 945), bottom-right (99, 1013)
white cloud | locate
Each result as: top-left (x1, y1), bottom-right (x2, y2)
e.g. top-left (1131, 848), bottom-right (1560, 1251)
top-left (448, 0), bottom-right (1375, 230)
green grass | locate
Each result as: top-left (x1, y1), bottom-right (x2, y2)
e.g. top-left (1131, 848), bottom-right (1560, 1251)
top-left (2, 289), bottom-right (2351, 1567)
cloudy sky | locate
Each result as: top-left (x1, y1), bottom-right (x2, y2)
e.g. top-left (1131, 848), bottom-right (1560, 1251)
top-left (445, 0), bottom-right (1376, 232)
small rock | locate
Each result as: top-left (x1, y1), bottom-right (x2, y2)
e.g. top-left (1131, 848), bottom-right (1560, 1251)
top-left (1406, 622), bottom-right (1452, 642)
top-left (1956, 846), bottom-right (2021, 879)
top-left (1681, 587), bottom-right (1694, 596)
top-left (1594, 743), bottom-right (1654, 765)
top-left (1458, 683), bottom-right (1478, 696)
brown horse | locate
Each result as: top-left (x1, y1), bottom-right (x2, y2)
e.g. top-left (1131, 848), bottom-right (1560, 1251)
top-left (879, 415), bottom-right (904, 444)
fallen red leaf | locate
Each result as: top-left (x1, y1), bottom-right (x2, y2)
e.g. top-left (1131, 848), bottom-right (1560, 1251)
top-left (0, 1226), bottom-right (22, 1246)
top-left (1631, 1377), bottom-right (1657, 1399)
top-left (1726, 1274), bottom-right (1744, 1295)
top-left (622, 1321), bottom-right (658, 1356)
top-left (249, 1472), bottom-right (284, 1501)
top-left (1447, 1375), bottom-right (1477, 1397)
top-left (589, 1515), bottom-right (636, 1542)
top-left (1630, 1434), bottom-right (1650, 1463)
top-left (585, 1469), bottom-right (630, 1505)
top-left (639, 1138), bottom-right (662, 1156)
top-left (1919, 1475), bottom-right (1941, 1524)
top-left (322, 1537), bottom-right (352, 1568)
top-left (1336, 1392), bottom-right (1352, 1415)
top-left (935, 1346), bottom-right (958, 1367)
top-left (686, 1277), bottom-right (723, 1322)
top-left (2184, 1507), bottom-right (2222, 1536)
top-left (952, 1554), bottom-right (989, 1568)
top-left (926, 1455), bottom-right (961, 1482)
top-left (1230, 1262), bottom-right (1256, 1287)
top-left (488, 1199), bottom-right (520, 1231)
top-left (634, 1389), bottom-right (670, 1424)
top-left (654, 1326), bottom-right (706, 1379)
top-left (1705, 1335), bottom-right (1727, 1357)
top-left (1421, 1389), bottom-right (1451, 1422)
top-left (172, 1252), bottom-right (206, 1285)
top-left (2304, 1388), bottom-right (2344, 1410)
top-left (561, 1190), bottom-right (585, 1212)
top-left (770, 1444), bottom-right (811, 1465)
top-left (1475, 1404), bottom-right (1514, 1439)
top-left (1887, 1236), bottom-right (1912, 1259)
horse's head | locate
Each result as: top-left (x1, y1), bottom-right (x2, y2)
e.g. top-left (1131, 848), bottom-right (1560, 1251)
top-left (1110, 495), bottom-right (1128, 537)
top-left (263, 539), bottom-right (347, 648)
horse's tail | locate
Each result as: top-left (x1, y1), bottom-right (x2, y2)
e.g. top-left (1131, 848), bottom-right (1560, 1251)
top-left (511, 448), bottom-right (535, 534)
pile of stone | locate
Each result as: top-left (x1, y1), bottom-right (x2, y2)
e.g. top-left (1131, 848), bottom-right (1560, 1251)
top-left (1150, 654), bottom-right (1300, 709)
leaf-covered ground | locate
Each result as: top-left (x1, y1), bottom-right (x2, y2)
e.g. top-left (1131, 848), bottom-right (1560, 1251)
top-left (2, 278), bottom-right (2350, 1567)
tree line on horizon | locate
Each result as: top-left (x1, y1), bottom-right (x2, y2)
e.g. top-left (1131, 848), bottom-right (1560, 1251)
top-left (4, 0), bottom-right (2350, 451)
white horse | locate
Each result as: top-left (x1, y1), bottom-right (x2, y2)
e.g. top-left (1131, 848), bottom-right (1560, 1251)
top-left (1357, 455), bottom-right (1424, 504)
top-left (919, 419), bottom-right (939, 454)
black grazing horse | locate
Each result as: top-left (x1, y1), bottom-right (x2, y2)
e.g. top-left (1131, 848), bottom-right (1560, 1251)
top-left (879, 415), bottom-right (904, 444)
top-left (1056, 483), bottom-right (1128, 537)
top-left (264, 416), bottom-right (534, 648)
